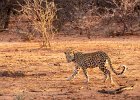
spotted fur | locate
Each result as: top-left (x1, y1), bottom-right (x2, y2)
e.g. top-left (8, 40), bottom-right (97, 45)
top-left (64, 50), bottom-right (126, 84)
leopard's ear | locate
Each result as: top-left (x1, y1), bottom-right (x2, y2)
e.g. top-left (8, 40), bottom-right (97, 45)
top-left (70, 49), bottom-right (76, 54)
top-left (65, 47), bottom-right (74, 52)
top-left (65, 47), bottom-right (78, 54)
top-left (69, 47), bottom-right (74, 51)
top-left (72, 49), bottom-right (78, 54)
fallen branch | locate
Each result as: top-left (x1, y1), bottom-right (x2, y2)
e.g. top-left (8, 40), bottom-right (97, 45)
top-left (98, 85), bottom-right (134, 94)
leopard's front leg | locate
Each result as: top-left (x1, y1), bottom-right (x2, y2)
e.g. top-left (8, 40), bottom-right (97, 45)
top-left (82, 67), bottom-right (89, 83)
top-left (67, 65), bottom-right (79, 81)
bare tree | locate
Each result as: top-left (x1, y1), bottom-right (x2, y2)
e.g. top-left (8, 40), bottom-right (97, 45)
top-left (19, 0), bottom-right (57, 48)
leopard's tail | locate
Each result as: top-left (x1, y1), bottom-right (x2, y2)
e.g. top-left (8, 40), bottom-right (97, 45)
top-left (107, 57), bottom-right (126, 75)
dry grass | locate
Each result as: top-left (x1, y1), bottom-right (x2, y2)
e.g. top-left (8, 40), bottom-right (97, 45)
top-left (0, 36), bottom-right (140, 100)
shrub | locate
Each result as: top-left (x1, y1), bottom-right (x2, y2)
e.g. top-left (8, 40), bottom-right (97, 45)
top-left (19, 0), bottom-right (57, 48)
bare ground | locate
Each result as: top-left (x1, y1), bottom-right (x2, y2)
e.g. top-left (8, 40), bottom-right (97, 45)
top-left (0, 36), bottom-right (140, 100)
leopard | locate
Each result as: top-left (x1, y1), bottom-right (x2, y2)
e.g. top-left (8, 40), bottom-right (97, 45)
top-left (64, 49), bottom-right (126, 85)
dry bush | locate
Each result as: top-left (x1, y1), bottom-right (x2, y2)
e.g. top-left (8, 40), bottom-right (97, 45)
top-left (59, 0), bottom-right (140, 37)
top-left (18, 0), bottom-right (57, 48)
top-left (98, 0), bottom-right (140, 36)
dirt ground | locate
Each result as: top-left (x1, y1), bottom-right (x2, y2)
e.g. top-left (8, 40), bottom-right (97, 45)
top-left (0, 36), bottom-right (140, 100)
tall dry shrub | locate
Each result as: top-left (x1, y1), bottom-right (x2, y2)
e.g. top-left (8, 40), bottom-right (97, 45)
top-left (19, 0), bottom-right (57, 48)
top-left (99, 0), bottom-right (140, 36)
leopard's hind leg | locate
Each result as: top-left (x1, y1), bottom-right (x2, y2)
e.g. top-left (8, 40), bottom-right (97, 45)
top-left (99, 65), bottom-right (115, 86)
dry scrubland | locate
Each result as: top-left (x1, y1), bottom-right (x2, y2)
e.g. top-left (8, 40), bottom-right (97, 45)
top-left (0, 36), bottom-right (140, 100)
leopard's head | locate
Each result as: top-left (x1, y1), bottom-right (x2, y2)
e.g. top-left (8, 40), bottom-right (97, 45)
top-left (64, 48), bottom-right (75, 63)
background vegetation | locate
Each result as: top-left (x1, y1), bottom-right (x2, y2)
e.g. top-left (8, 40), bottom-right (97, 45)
top-left (0, 0), bottom-right (140, 47)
